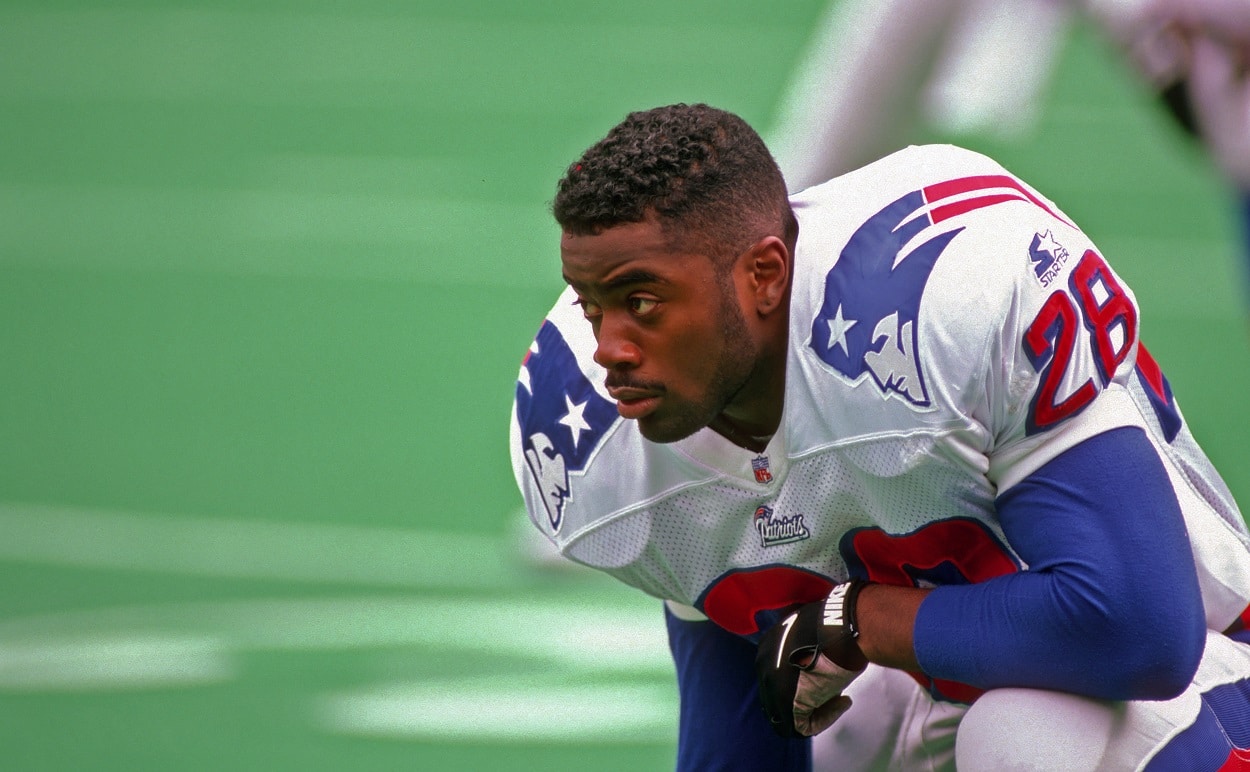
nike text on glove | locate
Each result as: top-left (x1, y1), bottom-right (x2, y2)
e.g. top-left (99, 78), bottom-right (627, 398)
top-left (754, 579), bottom-right (871, 738)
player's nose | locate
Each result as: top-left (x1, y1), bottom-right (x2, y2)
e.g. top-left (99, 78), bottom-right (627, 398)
top-left (592, 315), bottom-right (642, 370)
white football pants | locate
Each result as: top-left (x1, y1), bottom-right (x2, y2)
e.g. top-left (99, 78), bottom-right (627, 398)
top-left (811, 630), bottom-right (1250, 771)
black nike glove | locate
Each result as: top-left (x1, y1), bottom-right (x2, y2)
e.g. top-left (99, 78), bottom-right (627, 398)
top-left (755, 580), bottom-right (871, 738)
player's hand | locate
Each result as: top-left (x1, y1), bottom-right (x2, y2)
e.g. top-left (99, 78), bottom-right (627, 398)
top-left (754, 580), bottom-right (870, 738)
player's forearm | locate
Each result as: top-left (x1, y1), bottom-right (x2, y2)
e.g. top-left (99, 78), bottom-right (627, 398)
top-left (854, 583), bottom-right (928, 671)
top-left (911, 429), bottom-right (1205, 701)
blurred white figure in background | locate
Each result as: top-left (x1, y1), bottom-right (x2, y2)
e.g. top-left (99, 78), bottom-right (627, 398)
top-left (1087, 0), bottom-right (1250, 298)
top-left (1090, 0), bottom-right (1250, 194)
top-left (770, 0), bottom-right (1250, 304)
top-left (769, 0), bottom-right (1074, 192)
top-left (1086, 0), bottom-right (1250, 181)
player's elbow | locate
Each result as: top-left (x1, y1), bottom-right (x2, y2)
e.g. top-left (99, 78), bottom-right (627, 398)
top-left (1108, 637), bottom-right (1202, 701)
top-left (1131, 616), bottom-right (1204, 701)
top-left (1087, 592), bottom-right (1205, 701)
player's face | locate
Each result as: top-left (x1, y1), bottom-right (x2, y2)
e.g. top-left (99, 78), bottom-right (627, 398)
top-left (561, 219), bottom-right (761, 444)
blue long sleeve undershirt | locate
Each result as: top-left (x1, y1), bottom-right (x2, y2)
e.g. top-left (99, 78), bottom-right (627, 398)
top-left (913, 426), bottom-right (1206, 700)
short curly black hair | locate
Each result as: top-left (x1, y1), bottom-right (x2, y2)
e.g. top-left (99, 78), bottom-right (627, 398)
top-left (552, 104), bottom-right (795, 262)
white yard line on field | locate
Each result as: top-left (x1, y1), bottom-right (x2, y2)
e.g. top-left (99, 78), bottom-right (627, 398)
top-left (0, 597), bottom-right (676, 740)
top-left (0, 501), bottom-right (678, 740)
top-left (320, 678), bottom-right (677, 743)
top-left (0, 500), bottom-right (514, 589)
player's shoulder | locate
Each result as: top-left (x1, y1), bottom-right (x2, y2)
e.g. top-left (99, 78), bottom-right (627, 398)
top-left (791, 144), bottom-right (1007, 204)
top-left (788, 143), bottom-right (1060, 271)
top-left (792, 142), bottom-right (1083, 299)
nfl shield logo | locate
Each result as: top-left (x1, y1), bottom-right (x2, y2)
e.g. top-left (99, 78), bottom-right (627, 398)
top-left (751, 456), bottom-right (773, 484)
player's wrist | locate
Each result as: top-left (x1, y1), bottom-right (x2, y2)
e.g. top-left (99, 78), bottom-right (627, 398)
top-left (815, 579), bottom-right (871, 672)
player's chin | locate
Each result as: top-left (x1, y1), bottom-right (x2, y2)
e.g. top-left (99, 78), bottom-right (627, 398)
top-left (634, 406), bottom-right (707, 445)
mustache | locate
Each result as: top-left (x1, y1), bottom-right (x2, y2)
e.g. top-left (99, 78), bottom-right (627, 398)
top-left (604, 374), bottom-right (665, 392)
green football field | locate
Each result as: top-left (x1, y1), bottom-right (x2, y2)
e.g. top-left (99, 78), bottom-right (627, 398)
top-left (2, 1), bottom-right (1247, 769)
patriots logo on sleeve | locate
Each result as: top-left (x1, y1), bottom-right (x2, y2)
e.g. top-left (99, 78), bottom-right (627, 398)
top-left (809, 191), bottom-right (962, 407)
top-left (810, 175), bottom-right (1070, 407)
top-left (515, 321), bottom-right (619, 532)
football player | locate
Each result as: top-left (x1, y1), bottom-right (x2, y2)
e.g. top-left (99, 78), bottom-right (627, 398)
top-left (511, 104), bottom-right (1250, 770)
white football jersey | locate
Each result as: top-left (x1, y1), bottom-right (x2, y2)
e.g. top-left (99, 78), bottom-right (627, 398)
top-left (510, 144), bottom-right (1250, 640)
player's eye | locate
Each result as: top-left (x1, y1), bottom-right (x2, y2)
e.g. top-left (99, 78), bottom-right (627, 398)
top-left (629, 296), bottom-right (658, 316)
top-left (573, 297), bottom-right (602, 319)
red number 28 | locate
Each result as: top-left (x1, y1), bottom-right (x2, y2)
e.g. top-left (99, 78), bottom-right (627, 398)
top-left (1023, 250), bottom-right (1137, 434)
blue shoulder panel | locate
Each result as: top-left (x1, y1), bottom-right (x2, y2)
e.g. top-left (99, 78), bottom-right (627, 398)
top-left (515, 321), bottom-right (618, 532)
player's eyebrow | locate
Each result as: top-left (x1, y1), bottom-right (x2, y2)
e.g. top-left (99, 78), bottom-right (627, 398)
top-left (562, 269), bottom-right (668, 293)
top-left (603, 269), bottom-right (667, 291)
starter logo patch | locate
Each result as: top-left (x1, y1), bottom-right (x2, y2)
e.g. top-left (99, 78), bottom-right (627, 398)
top-left (1029, 229), bottom-right (1070, 286)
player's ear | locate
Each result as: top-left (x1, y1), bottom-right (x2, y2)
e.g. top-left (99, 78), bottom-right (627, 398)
top-left (743, 236), bottom-right (790, 315)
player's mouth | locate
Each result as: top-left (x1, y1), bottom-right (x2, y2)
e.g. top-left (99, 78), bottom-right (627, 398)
top-left (607, 386), bottom-right (662, 420)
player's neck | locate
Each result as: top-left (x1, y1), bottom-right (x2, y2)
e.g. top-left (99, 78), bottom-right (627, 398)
top-left (709, 338), bottom-right (787, 453)
top-left (709, 414), bottom-right (775, 452)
